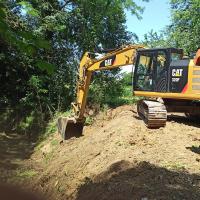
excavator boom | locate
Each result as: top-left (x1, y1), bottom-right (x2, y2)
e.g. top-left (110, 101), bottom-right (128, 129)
top-left (57, 45), bottom-right (144, 139)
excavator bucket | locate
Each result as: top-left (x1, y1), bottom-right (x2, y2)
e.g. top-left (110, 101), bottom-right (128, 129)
top-left (57, 117), bottom-right (84, 140)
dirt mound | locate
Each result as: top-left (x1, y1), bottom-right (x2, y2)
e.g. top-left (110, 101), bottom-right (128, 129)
top-left (76, 161), bottom-right (200, 200)
top-left (13, 105), bottom-right (200, 199)
top-left (0, 106), bottom-right (200, 200)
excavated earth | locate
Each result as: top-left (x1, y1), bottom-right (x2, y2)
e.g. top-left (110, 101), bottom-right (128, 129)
top-left (1, 105), bottom-right (200, 200)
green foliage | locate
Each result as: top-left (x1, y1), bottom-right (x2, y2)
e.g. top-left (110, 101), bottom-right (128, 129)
top-left (88, 70), bottom-right (139, 108)
top-left (122, 0), bottom-right (149, 19)
top-left (142, 1), bottom-right (200, 54)
top-left (169, 0), bottom-right (200, 53)
top-left (0, 0), bottom-right (149, 137)
top-left (36, 60), bottom-right (55, 74)
top-left (18, 1), bottom-right (39, 17)
top-left (0, 1), bottom-right (53, 73)
top-left (43, 111), bottom-right (71, 138)
top-left (17, 169), bottom-right (38, 179)
top-left (121, 72), bottom-right (141, 104)
top-left (19, 114), bottom-right (34, 132)
top-left (51, 139), bottom-right (59, 146)
top-left (88, 70), bottom-right (125, 107)
top-left (121, 72), bottom-right (132, 86)
top-left (143, 30), bottom-right (171, 48)
top-left (85, 116), bottom-right (94, 126)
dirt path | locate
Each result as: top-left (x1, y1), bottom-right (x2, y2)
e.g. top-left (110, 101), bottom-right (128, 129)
top-left (0, 132), bottom-right (35, 183)
top-left (1, 105), bottom-right (200, 200)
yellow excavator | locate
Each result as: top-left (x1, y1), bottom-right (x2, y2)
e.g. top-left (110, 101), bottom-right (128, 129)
top-left (58, 44), bottom-right (200, 139)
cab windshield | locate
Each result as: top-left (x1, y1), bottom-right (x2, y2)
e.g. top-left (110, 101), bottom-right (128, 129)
top-left (171, 52), bottom-right (182, 61)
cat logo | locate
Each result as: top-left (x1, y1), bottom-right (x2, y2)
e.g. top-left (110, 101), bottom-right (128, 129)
top-left (172, 69), bottom-right (183, 77)
top-left (105, 59), bottom-right (112, 66)
top-left (100, 55), bottom-right (116, 68)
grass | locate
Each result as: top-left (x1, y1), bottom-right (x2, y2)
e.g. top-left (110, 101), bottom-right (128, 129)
top-left (51, 139), bottom-right (59, 146)
top-left (35, 110), bottom-right (72, 150)
top-left (44, 110), bottom-right (72, 136)
top-left (162, 162), bottom-right (186, 171)
top-left (85, 116), bottom-right (94, 125)
top-left (17, 169), bottom-right (38, 179)
top-left (121, 86), bottom-right (141, 105)
top-left (43, 152), bottom-right (54, 164)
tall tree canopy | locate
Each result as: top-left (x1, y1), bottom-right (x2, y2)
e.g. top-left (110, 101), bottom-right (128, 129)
top-left (170, 0), bottom-right (200, 53)
top-left (142, 0), bottom-right (200, 54)
top-left (0, 0), bottom-right (148, 118)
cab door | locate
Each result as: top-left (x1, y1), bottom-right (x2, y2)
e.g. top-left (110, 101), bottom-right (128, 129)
top-left (133, 50), bottom-right (168, 93)
top-left (133, 51), bottom-right (156, 91)
top-left (154, 50), bottom-right (168, 92)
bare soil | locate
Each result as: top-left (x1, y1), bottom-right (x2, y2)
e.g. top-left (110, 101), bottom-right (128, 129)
top-left (1, 105), bottom-right (200, 200)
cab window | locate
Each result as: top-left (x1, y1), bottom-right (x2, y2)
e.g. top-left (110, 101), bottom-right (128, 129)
top-left (135, 53), bottom-right (154, 91)
top-left (157, 51), bottom-right (167, 75)
top-left (171, 53), bottom-right (182, 61)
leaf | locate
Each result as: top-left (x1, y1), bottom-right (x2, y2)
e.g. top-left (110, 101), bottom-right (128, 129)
top-left (18, 1), bottom-right (30, 7)
top-left (18, 1), bottom-right (39, 17)
top-left (35, 39), bottom-right (50, 49)
top-left (26, 44), bottom-right (36, 56)
top-left (56, 25), bottom-right (66, 32)
top-left (0, 20), bottom-right (8, 33)
top-left (19, 31), bottom-right (35, 40)
top-left (36, 60), bottom-right (55, 74)
top-left (39, 89), bottom-right (48, 94)
top-left (27, 9), bottom-right (39, 17)
top-left (0, 8), bottom-right (6, 18)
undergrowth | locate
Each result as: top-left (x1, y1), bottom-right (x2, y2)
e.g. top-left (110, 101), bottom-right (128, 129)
top-left (0, 72), bottom-right (139, 150)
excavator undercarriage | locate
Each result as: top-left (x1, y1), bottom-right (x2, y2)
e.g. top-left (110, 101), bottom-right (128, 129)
top-left (137, 98), bottom-right (200, 129)
top-left (137, 99), bottom-right (167, 128)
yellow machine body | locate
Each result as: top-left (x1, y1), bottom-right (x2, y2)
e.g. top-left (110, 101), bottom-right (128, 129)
top-left (135, 60), bottom-right (200, 100)
top-left (58, 45), bottom-right (200, 139)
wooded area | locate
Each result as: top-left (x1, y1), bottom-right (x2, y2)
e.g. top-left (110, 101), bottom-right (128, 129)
top-left (1, 1), bottom-right (200, 199)
top-left (0, 0), bottom-right (200, 135)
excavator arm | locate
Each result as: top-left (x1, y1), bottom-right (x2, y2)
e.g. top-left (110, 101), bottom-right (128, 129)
top-left (58, 44), bottom-right (144, 139)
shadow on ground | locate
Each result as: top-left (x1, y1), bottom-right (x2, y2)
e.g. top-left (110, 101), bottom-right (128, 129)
top-left (168, 114), bottom-right (200, 128)
top-left (0, 110), bottom-right (39, 182)
top-left (0, 132), bottom-right (35, 182)
top-left (186, 146), bottom-right (200, 155)
top-left (76, 161), bottom-right (200, 200)
top-left (133, 110), bottom-right (200, 129)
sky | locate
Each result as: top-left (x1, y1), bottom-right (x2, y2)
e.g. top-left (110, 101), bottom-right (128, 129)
top-left (126, 0), bottom-right (171, 40)
top-left (121, 0), bottom-right (171, 73)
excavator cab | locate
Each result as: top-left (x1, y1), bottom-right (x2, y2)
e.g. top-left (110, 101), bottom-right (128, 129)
top-left (133, 47), bottom-right (200, 128)
top-left (133, 48), bottom-right (184, 93)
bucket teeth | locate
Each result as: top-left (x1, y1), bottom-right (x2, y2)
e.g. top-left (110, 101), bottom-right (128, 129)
top-left (57, 117), bottom-right (84, 140)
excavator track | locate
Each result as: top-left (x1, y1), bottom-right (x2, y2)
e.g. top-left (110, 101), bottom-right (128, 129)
top-left (137, 99), bottom-right (167, 128)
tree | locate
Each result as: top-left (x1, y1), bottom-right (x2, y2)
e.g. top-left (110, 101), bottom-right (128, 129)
top-left (0, 0), bottom-right (149, 121)
top-left (143, 29), bottom-right (170, 48)
top-left (169, 0), bottom-right (200, 53)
